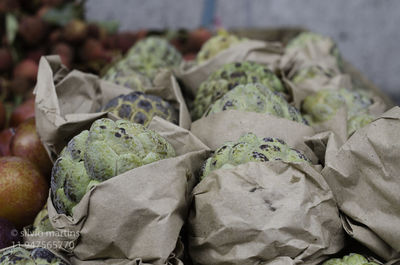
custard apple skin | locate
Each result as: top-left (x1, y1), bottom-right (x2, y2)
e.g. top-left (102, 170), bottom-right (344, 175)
top-left (51, 118), bottom-right (175, 215)
top-left (322, 253), bottom-right (378, 265)
top-left (200, 133), bottom-right (310, 179)
top-left (192, 61), bottom-right (286, 120)
top-left (0, 246), bottom-right (68, 265)
top-left (286, 32), bottom-right (343, 70)
top-left (205, 83), bottom-right (307, 124)
top-left (291, 65), bottom-right (336, 85)
top-left (124, 36), bottom-right (182, 79)
top-left (301, 88), bottom-right (374, 135)
top-left (32, 204), bottom-right (53, 233)
top-left (196, 31), bottom-right (242, 63)
top-left (102, 60), bottom-right (152, 92)
top-left (102, 91), bottom-right (178, 127)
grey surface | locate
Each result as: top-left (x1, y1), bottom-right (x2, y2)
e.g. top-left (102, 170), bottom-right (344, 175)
top-left (86, 0), bottom-right (400, 103)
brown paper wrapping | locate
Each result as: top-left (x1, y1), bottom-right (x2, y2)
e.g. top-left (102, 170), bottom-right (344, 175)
top-left (321, 107), bottom-right (400, 261)
top-left (176, 40), bottom-right (282, 96)
top-left (34, 56), bottom-right (191, 162)
top-left (190, 110), bottom-right (318, 164)
top-left (44, 117), bottom-right (209, 265)
top-left (188, 162), bottom-right (345, 265)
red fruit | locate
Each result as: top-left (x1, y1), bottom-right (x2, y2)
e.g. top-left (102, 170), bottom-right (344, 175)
top-left (51, 42), bottom-right (74, 68)
top-left (0, 48), bottom-right (13, 72)
top-left (63, 19), bottom-right (88, 43)
top-left (115, 32), bottom-right (137, 53)
top-left (136, 29), bottom-right (148, 40)
top-left (0, 156), bottom-right (48, 228)
top-left (9, 78), bottom-right (32, 95)
top-left (0, 0), bottom-right (20, 13)
top-left (10, 98), bottom-right (35, 127)
top-left (18, 16), bottom-right (47, 46)
top-left (188, 28), bottom-right (212, 52)
top-left (10, 118), bottom-right (52, 177)
top-left (0, 128), bottom-right (15, 156)
top-left (13, 59), bottom-right (38, 82)
top-left (81, 38), bottom-right (111, 62)
top-left (49, 29), bottom-right (62, 44)
top-left (87, 23), bottom-right (107, 41)
top-left (26, 48), bottom-right (46, 64)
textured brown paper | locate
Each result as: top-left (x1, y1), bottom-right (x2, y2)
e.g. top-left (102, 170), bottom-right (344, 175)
top-left (0, 244), bottom-right (71, 264)
top-left (190, 110), bottom-right (319, 164)
top-left (322, 107), bottom-right (400, 261)
top-left (34, 56), bottom-right (191, 162)
top-left (46, 117), bottom-right (210, 265)
top-left (176, 40), bottom-right (282, 97)
top-left (188, 162), bottom-right (345, 265)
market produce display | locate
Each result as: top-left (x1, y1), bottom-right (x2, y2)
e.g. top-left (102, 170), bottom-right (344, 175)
top-left (51, 118), bottom-right (175, 215)
top-left (200, 132), bottom-right (310, 179)
top-left (101, 91), bottom-right (178, 127)
top-left (0, 2), bottom-right (398, 264)
top-left (0, 246), bottom-right (67, 265)
top-left (192, 61), bottom-right (285, 119)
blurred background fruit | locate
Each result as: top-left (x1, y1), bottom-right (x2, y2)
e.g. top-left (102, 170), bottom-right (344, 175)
top-left (0, 156), bottom-right (48, 229)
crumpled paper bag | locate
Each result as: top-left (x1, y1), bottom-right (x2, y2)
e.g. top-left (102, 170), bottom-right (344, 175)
top-left (321, 107), bottom-right (400, 261)
top-left (188, 162), bottom-right (345, 265)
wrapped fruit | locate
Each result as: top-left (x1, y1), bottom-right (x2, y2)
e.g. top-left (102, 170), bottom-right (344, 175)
top-left (205, 83), bottom-right (307, 124)
top-left (196, 30), bottom-right (242, 63)
top-left (32, 204), bottom-right (53, 233)
top-left (101, 91), bottom-right (178, 126)
top-left (301, 88), bottom-right (374, 135)
top-left (51, 118), bottom-right (176, 215)
top-left (200, 132), bottom-right (310, 179)
top-left (286, 31), bottom-right (343, 69)
top-left (102, 61), bottom-right (152, 92)
top-left (322, 253), bottom-right (378, 265)
top-left (0, 246), bottom-right (68, 264)
top-left (124, 36), bottom-right (182, 79)
top-left (192, 61), bottom-right (285, 120)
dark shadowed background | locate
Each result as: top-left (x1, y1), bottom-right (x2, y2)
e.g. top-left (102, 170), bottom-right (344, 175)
top-left (86, 0), bottom-right (400, 103)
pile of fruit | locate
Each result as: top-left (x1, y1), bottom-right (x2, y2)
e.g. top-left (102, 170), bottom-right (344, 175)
top-left (1, 6), bottom-right (399, 265)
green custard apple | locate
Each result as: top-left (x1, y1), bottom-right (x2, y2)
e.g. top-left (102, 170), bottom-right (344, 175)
top-left (0, 246), bottom-right (68, 265)
top-left (192, 61), bottom-right (286, 120)
top-left (322, 253), bottom-right (378, 265)
top-left (102, 60), bottom-right (152, 92)
top-left (102, 91), bottom-right (178, 127)
top-left (51, 118), bottom-right (176, 215)
top-left (290, 65), bottom-right (337, 85)
top-left (32, 204), bottom-right (53, 233)
top-left (124, 36), bottom-right (183, 79)
top-left (205, 83), bottom-right (307, 124)
top-left (200, 133), bottom-right (310, 179)
top-left (301, 88), bottom-right (374, 135)
top-left (196, 30), bottom-right (242, 63)
top-left (286, 31), bottom-right (343, 70)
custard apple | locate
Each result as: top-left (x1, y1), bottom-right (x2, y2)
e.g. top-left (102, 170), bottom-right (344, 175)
top-left (196, 30), bottom-right (242, 63)
top-left (124, 36), bottom-right (182, 79)
top-left (301, 88), bottom-right (374, 135)
top-left (200, 133), bottom-right (310, 179)
top-left (102, 60), bottom-right (152, 92)
top-left (291, 65), bottom-right (336, 85)
top-left (205, 83), bottom-right (307, 124)
top-left (32, 204), bottom-right (53, 233)
top-left (322, 253), bottom-right (378, 265)
top-left (192, 61), bottom-right (286, 120)
top-left (286, 32), bottom-right (343, 70)
top-left (51, 118), bottom-right (176, 215)
top-left (0, 246), bottom-right (68, 265)
top-left (102, 91), bottom-right (178, 127)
